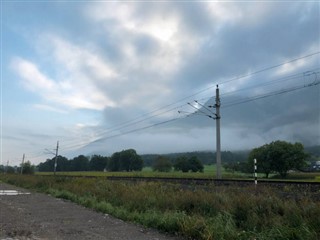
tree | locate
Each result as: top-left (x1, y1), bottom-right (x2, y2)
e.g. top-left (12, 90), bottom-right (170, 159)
top-left (174, 156), bottom-right (189, 172)
top-left (56, 156), bottom-right (70, 172)
top-left (6, 166), bottom-right (16, 174)
top-left (21, 161), bottom-right (35, 174)
top-left (269, 141), bottom-right (308, 178)
top-left (153, 156), bottom-right (172, 172)
top-left (248, 141), bottom-right (308, 178)
top-left (120, 149), bottom-right (143, 171)
top-left (38, 156), bottom-right (69, 172)
top-left (90, 155), bottom-right (108, 171)
top-left (188, 156), bottom-right (204, 172)
top-left (71, 155), bottom-right (89, 171)
top-left (38, 159), bottom-right (54, 172)
top-left (107, 149), bottom-right (143, 172)
top-left (248, 144), bottom-right (272, 178)
top-left (107, 152), bottom-right (121, 171)
top-left (174, 156), bottom-right (204, 173)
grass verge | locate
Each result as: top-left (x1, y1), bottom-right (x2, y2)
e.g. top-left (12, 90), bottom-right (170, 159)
top-left (1, 174), bottom-right (319, 240)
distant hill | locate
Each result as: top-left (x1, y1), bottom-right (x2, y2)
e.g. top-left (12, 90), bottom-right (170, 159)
top-left (305, 145), bottom-right (320, 157)
top-left (141, 150), bottom-right (250, 167)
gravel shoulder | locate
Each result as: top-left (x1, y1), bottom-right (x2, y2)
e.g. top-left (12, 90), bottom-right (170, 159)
top-left (0, 182), bottom-right (182, 240)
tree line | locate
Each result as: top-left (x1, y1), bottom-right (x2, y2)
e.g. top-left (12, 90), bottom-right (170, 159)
top-left (4, 141), bottom-right (317, 177)
top-left (0, 161), bottom-right (35, 174)
top-left (38, 149), bottom-right (143, 172)
top-left (37, 148), bottom-right (204, 173)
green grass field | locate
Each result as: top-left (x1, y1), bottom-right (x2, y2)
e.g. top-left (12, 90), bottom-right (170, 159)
top-left (36, 165), bottom-right (246, 179)
top-left (36, 165), bottom-right (320, 182)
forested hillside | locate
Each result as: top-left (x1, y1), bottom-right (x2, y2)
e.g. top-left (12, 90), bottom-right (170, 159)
top-left (141, 150), bottom-right (249, 167)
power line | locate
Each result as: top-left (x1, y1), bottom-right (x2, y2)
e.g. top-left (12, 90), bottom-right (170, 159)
top-left (56, 68), bottom-right (320, 153)
top-left (18, 52), bottom-right (320, 159)
top-left (60, 103), bottom-right (188, 151)
top-left (63, 67), bottom-right (320, 151)
top-left (222, 68), bottom-right (320, 96)
top-left (58, 52), bottom-right (320, 150)
top-left (222, 81), bottom-right (320, 108)
top-left (66, 80), bottom-right (320, 152)
top-left (196, 68), bottom-right (320, 102)
top-left (218, 51), bottom-right (320, 85)
top-left (80, 117), bottom-right (184, 147)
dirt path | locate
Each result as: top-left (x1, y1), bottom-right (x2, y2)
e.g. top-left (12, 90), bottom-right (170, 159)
top-left (0, 183), bottom-right (182, 240)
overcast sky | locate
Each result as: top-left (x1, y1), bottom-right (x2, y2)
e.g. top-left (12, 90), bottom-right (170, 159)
top-left (1, 1), bottom-right (319, 166)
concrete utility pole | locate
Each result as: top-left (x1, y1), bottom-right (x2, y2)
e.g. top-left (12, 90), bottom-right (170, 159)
top-left (54, 141), bottom-right (59, 175)
top-left (215, 85), bottom-right (222, 179)
top-left (20, 153), bottom-right (25, 174)
top-left (182, 85), bottom-right (222, 179)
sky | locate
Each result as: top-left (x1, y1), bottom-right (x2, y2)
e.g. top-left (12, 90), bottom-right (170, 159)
top-left (1, 1), bottom-right (319, 166)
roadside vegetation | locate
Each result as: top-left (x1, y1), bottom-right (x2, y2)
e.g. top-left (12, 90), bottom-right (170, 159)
top-left (1, 174), bottom-right (319, 240)
top-left (1, 141), bottom-right (319, 238)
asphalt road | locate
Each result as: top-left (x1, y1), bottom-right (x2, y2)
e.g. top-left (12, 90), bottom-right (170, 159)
top-left (0, 183), bottom-right (182, 240)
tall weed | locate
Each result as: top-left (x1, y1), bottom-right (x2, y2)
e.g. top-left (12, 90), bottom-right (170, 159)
top-left (1, 174), bottom-right (319, 240)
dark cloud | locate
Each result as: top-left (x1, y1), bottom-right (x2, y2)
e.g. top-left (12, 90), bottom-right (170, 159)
top-left (171, 2), bottom-right (319, 91)
top-left (172, 2), bottom-right (216, 35)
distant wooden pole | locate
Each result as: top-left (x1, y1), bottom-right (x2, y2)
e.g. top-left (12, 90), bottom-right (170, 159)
top-left (54, 141), bottom-right (59, 175)
top-left (20, 153), bottom-right (25, 174)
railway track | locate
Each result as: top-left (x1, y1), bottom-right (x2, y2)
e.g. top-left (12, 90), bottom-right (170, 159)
top-left (38, 174), bottom-right (320, 191)
top-left (107, 175), bottom-right (319, 185)
top-left (106, 176), bottom-right (320, 194)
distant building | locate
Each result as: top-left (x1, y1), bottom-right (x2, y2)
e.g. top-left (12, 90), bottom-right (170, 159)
top-left (311, 161), bottom-right (320, 171)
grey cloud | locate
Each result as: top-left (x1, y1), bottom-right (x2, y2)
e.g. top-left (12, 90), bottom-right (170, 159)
top-left (133, 34), bottom-right (160, 56)
top-left (170, 2), bottom-right (319, 91)
top-left (171, 2), bottom-right (216, 35)
top-left (103, 107), bottom-right (139, 127)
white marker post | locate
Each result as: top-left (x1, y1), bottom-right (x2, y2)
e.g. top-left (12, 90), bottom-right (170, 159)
top-left (254, 158), bottom-right (257, 187)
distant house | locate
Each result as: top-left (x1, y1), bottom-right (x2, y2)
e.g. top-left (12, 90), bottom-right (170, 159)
top-left (311, 161), bottom-right (320, 171)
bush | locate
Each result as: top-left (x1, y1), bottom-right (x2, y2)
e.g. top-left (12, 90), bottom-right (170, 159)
top-left (174, 156), bottom-right (203, 172)
top-left (152, 156), bottom-right (172, 172)
top-left (21, 161), bottom-right (35, 174)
